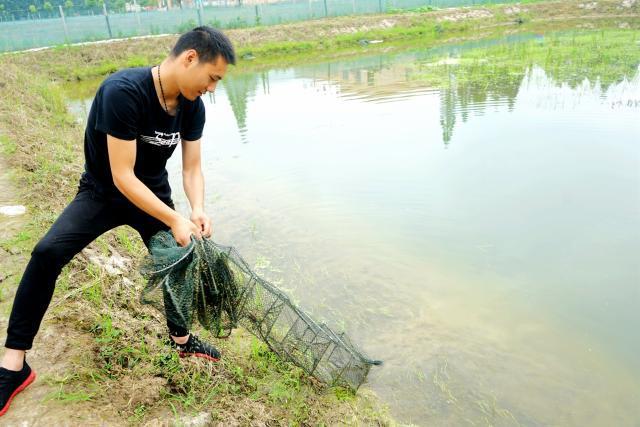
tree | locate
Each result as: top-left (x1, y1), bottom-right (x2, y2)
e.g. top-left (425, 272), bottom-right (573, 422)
top-left (43, 1), bottom-right (53, 11)
top-left (111, 0), bottom-right (125, 11)
top-left (64, 0), bottom-right (73, 8)
top-left (28, 3), bottom-right (36, 12)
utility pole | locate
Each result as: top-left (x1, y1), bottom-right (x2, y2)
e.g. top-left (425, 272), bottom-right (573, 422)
top-left (196, 0), bottom-right (203, 25)
top-left (58, 5), bottom-right (69, 42)
top-left (103, 2), bottom-right (113, 38)
top-left (133, 0), bottom-right (141, 31)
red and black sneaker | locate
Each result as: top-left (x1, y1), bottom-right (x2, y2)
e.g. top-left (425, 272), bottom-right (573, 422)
top-left (172, 334), bottom-right (221, 362)
top-left (0, 360), bottom-right (36, 417)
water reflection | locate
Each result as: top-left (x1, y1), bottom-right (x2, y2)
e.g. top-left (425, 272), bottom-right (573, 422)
top-left (223, 72), bottom-right (263, 141)
top-left (196, 39), bottom-right (639, 425)
top-left (216, 32), bottom-right (638, 147)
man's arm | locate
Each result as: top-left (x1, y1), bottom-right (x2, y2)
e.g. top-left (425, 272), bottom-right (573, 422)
top-left (181, 138), bottom-right (212, 237)
top-left (107, 134), bottom-right (200, 246)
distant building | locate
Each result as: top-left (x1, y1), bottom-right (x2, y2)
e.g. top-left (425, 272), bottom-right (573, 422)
top-left (125, 2), bottom-right (142, 12)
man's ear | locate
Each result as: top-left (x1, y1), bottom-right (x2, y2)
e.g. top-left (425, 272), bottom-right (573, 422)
top-left (183, 49), bottom-right (199, 66)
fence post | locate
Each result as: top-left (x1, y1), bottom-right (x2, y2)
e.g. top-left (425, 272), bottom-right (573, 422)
top-left (133, 0), bottom-right (141, 32)
top-left (103, 3), bottom-right (113, 38)
top-left (58, 5), bottom-right (69, 42)
top-left (254, 4), bottom-right (259, 24)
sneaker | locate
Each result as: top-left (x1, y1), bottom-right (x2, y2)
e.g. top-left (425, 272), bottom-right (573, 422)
top-left (0, 361), bottom-right (36, 417)
top-left (171, 334), bottom-right (221, 362)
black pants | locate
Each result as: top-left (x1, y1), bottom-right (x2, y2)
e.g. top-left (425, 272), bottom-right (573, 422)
top-left (4, 184), bottom-right (188, 350)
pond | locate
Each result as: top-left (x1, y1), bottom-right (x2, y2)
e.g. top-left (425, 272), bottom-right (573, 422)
top-left (68, 30), bottom-right (640, 425)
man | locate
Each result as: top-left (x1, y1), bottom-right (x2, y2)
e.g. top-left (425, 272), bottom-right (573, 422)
top-left (0, 26), bottom-right (235, 416)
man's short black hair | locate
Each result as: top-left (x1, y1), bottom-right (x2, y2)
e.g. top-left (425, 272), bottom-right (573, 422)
top-left (172, 26), bottom-right (236, 66)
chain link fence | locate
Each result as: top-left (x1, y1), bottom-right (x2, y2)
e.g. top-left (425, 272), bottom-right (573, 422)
top-left (1, 0), bottom-right (526, 52)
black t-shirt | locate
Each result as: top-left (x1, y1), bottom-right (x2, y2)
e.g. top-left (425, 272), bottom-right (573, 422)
top-left (81, 66), bottom-right (206, 201)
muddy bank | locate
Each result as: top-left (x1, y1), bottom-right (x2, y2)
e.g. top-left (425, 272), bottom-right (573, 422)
top-left (0, 161), bottom-right (24, 241)
top-left (0, 156), bottom-right (26, 302)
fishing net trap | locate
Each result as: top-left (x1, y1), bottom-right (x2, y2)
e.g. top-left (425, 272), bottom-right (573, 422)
top-left (140, 231), bottom-right (382, 391)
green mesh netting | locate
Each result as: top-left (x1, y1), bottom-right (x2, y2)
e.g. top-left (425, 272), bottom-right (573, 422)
top-left (140, 230), bottom-right (382, 390)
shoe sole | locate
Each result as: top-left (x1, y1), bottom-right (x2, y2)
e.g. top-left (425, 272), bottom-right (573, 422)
top-left (0, 370), bottom-right (36, 417)
top-left (179, 352), bottom-right (220, 362)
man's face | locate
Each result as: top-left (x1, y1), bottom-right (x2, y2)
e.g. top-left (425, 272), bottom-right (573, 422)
top-left (178, 50), bottom-right (228, 101)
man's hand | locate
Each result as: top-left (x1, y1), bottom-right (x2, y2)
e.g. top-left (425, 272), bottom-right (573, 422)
top-left (171, 215), bottom-right (201, 247)
top-left (190, 208), bottom-right (212, 238)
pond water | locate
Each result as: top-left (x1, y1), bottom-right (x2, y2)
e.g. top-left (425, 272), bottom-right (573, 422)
top-left (69, 32), bottom-right (640, 425)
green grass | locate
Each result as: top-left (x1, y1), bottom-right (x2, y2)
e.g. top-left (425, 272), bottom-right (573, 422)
top-left (411, 29), bottom-right (640, 90)
top-left (44, 373), bottom-right (97, 404)
top-left (81, 278), bottom-right (104, 307)
top-left (129, 403), bottom-right (149, 423)
top-left (0, 134), bottom-right (17, 155)
top-left (46, 388), bottom-right (95, 403)
top-left (115, 227), bottom-right (141, 255)
top-left (231, 20), bottom-right (471, 70)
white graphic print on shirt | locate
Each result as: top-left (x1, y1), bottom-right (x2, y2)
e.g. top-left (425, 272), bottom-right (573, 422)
top-left (140, 131), bottom-right (182, 147)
